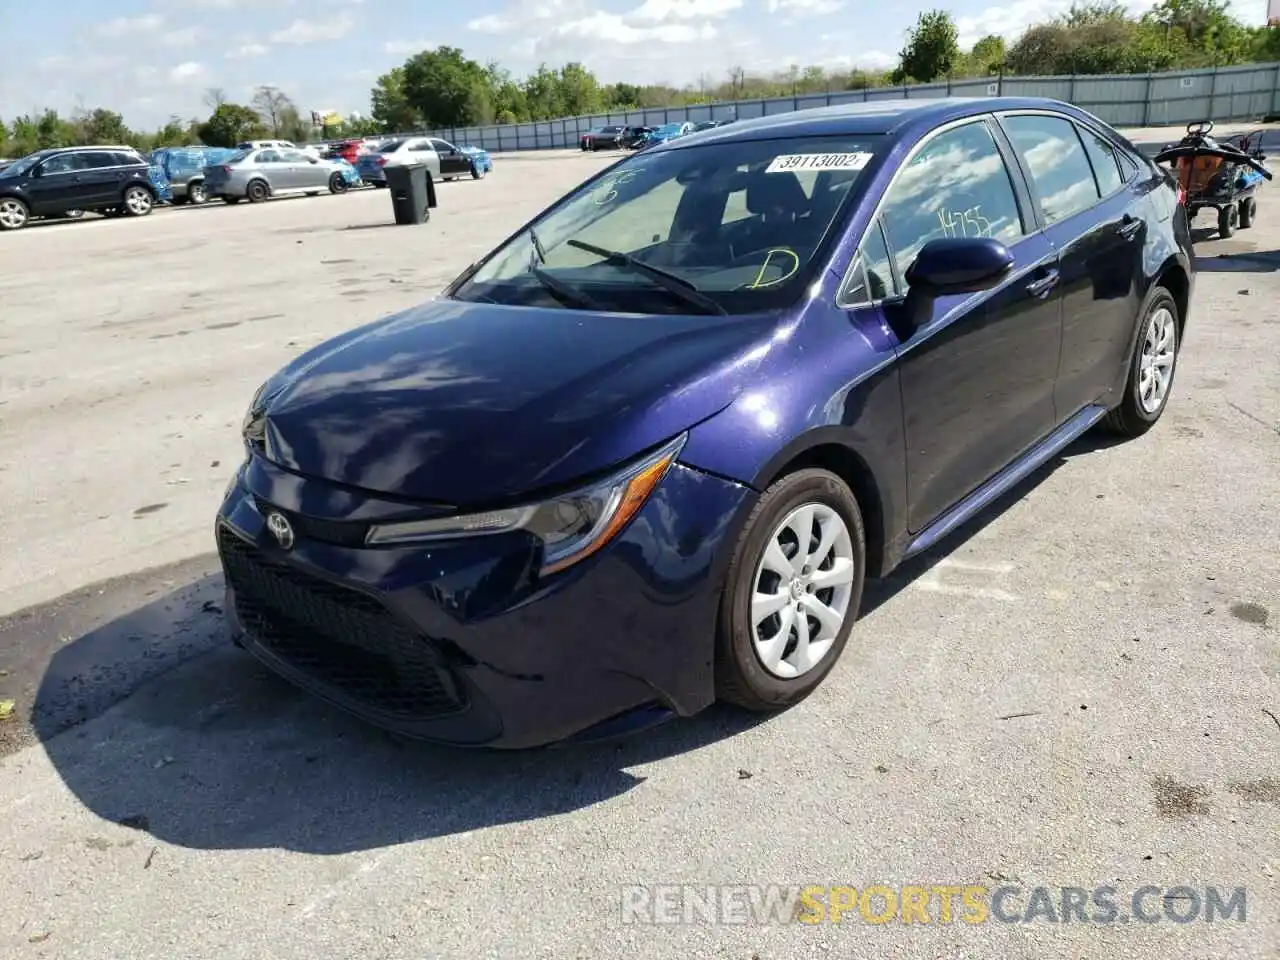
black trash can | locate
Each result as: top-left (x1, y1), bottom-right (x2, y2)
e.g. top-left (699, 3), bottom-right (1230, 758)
top-left (385, 162), bottom-right (437, 225)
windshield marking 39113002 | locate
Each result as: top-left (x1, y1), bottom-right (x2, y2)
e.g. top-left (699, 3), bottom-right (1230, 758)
top-left (451, 133), bottom-right (883, 316)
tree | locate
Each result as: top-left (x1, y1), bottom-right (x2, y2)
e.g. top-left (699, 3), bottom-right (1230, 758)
top-left (894, 10), bottom-right (960, 83)
top-left (196, 103), bottom-right (265, 147)
top-left (401, 46), bottom-right (491, 128)
top-left (967, 35), bottom-right (1007, 74)
top-left (71, 107), bottom-right (131, 145)
top-left (369, 67), bottom-right (421, 132)
top-left (251, 86), bottom-right (294, 137)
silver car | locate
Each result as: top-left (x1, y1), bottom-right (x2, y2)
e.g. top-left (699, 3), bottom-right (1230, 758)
top-left (203, 147), bottom-right (351, 204)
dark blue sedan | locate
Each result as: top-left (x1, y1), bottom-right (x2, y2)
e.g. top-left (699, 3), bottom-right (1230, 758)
top-left (216, 98), bottom-right (1194, 748)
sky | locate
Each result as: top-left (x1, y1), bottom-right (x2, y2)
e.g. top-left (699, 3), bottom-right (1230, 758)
top-left (0, 0), bottom-right (1270, 130)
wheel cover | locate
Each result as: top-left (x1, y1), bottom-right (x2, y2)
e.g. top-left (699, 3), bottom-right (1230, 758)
top-left (750, 502), bottom-right (856, 679)
top-left (190, 184), bottom-right (205, 201)
top-left (0, 199), bottom-right (28, 228)
top-left (126, 189), bottom-right (151, 214)
top-left (1139, 306), bottom-right (1177, 414)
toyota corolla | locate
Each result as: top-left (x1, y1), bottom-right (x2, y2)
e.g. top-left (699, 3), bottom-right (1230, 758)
top-left (216, 97), bottom-right (1193, 748)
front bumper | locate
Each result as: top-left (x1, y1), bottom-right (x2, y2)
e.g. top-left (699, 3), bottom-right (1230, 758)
top-left (216, 454), bottom-right (753, 748)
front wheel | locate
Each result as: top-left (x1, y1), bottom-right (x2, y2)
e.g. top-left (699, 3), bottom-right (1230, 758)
top-left (1101, 287), bottom-right (1180, 437)
top-left (0, 197), bottom-right (30, 231)
top-left (122, 186), bottom-right (154, 217)
top-left (716, 468), bottom-right (866, 712)
top-left (328, 173), bottom-right (349, 194)
top-left (471, 163), bottom-right (486, 180)
top-left (187, 181), bottom-right (207, 204)
top-left (1218, 203), bottom-right (1237, 238)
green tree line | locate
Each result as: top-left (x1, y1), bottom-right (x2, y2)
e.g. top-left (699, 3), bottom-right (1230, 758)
top-left (3, 0), bottom-right (1278, 157)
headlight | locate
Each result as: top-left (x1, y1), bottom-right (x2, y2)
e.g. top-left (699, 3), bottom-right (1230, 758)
top-left (242, 381), bottom-right (270, 443)
top-left (364, 433), bottom-right (687, 576)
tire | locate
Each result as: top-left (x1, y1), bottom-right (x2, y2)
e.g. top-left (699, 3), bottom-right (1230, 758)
top-left (64, 209), bottom-right (85, 219)
top-left (1218, 203), bottom-right (1237, 238)
top-left (0, 196), bottom-right (30, 231)
top-left (471, 163), bottom-right (486, 180)
top-left (1101, 286), bottom-right (1180, 437)
top-left (122, 185), bottom-right (154, 218)
top-left (715, 468), bottom-right (866, 712)
top-left (328, 173), bottom-right (348, 194)
top-left (246, 180), bottom-right (269, 203)
top-left (187, 181), bottom-right (207, 205)
top-left (1239, 196), bottom-right (1255, 229)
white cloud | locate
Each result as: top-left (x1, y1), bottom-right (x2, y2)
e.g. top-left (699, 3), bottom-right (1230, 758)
top-left (383, 39), bottom-right (433, 54)
top-left (269, 14), bottom-right (355, 45)
top-left (226, 42), bottom-right (271, 58)
top-left (162, 26), bottom-right (203, 46)
top-left (765, 0), bottom-right (846, 13)
top-left (168, 61), bottom-right (206, 82)
top-left (629, 0), bottom-right (743, 20)
top-left (96, 14), bottom-right (165, 38)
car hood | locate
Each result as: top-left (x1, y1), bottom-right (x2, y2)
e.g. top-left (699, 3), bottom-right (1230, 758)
top-left (256, 298), bottom-right (777, 505)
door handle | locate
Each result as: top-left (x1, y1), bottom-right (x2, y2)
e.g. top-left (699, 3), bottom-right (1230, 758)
top-left (1025, 268), bottom-right (1060, 299)
top-left (1118, 216), bottom-right (1143, 240)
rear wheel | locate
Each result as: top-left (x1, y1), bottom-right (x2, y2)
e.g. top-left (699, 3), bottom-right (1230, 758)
top-left (328, 172), bottom-right (349, 194)
top-left (1239, 196), bottom-right (1256, 229)
top-left (716, 469), bottom-right (866, 711)
top-left (122, 186), bottom-right (154, 218)
top-left (246, 180), bottom-right (269, 203)
top-left (1101, 286), bottom-right (1180, 437)
top-left (0, 197), bottom-right (30, 230)
top-left (187, 181), bottom-right (207, 205)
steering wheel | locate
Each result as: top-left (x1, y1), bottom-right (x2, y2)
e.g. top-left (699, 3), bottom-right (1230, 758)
top-left (723, 247), bottom-right (803, 290)
top-left (1187, 120), bottom-right (1214, 136)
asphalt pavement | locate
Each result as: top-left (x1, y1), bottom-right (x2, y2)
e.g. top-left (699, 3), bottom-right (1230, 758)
top-left (0, 135), bottom-right (1277, 960)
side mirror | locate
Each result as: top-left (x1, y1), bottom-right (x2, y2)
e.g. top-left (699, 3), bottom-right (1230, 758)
top-left (894, 237), bottom-right (1014, 333)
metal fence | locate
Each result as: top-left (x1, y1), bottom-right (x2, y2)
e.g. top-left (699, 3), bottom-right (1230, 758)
top-left (422, 61), bottom-right (1280, 153)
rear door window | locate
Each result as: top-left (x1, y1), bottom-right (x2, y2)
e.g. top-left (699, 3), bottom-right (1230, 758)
top-left (1002, 114), bottom-right (1101, 224)
top-left (255, 150), bottom-right (282, 163)
top-left (1078, 127), bottom-right (1124, 197)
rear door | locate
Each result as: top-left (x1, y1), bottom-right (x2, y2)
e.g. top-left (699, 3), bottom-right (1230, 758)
top-left (406, 138), bottom-right (440, 178)
top-left (864, 117), bottom-right (1065, 533)
top-left (253, 149), bottom-right (293, 189)
top-left (431, 139), bottom-right (470, 176)
top-left (997, 112), bottom-right (1145, 418)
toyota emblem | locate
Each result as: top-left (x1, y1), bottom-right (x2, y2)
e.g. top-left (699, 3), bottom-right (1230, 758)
top-left (266, 511), bottom-right (295, 550)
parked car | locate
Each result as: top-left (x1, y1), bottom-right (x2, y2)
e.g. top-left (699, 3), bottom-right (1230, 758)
top-left (355, 136), bottom-right (491, 185)
top-left (692, 119), bottom-right (733, 132)
top-left (329, 157), bottom-right (364, 188)
top-left (203, 146), bottom-right (353, 204)
top-left (323, 139), bottom-right (365, 165)
top-left (234, 139), bottom-right (297, 151)
top-left (215, 97), bottom-right (1193, 749)
top-left (0, 145), bottom-right (160, 230)
top-left (582, 125), bottom-right (636, 150)
top-left (151, 146), bottom-right (237, 204)
top-left (634, 121), bottom-right (695, 150)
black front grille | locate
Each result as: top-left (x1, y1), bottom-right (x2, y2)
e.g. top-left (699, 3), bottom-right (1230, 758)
top-left (253, 497), bottom-right (369, 548)
top-left (217, 526), bottom-right (466, 721)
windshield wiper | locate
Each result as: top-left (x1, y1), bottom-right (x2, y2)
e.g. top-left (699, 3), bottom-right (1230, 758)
top-left (529, 227), bottom-right (549, 264)
top-left (565, 239), bottom-right (727, 315)
top-left (530, 265), bottom-right (603, 311)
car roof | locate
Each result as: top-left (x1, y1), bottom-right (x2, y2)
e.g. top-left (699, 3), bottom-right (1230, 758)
top-left (663, 97), bottom-right (1091, 148)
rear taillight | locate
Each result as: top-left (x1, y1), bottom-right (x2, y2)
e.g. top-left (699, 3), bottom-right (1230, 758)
top-left (376, 156), bottom-right (388, 166)
top-left (220, 165), bottom-right (232, 174)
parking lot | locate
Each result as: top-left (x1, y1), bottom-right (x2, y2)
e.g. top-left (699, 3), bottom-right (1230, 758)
top-left (1, 142), bottom-right (1278, 959)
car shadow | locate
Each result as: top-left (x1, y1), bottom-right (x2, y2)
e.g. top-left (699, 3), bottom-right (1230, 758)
top-left (23, 560), bottom-right (764, 855)
top-left (23, 426), bottom-right (1125, 856)
top-left (1193, 247), bottom-right (1280, 273)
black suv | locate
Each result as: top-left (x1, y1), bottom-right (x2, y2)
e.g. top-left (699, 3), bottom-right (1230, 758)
top-left (0, 145), bottom-right (158, 231)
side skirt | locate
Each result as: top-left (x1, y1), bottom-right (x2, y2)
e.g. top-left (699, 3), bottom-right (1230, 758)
top-left (902, 404), bottom-right (1110, 561)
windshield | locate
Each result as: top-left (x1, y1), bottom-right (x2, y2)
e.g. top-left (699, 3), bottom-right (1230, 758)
top-left (226, 149), bottom-right (253, 163)
top-left (657, 124), bottom-right (684, 135)
top-left (451, 133), bottom-right (883, 315)
top-left (0, 152), bottom-right (48, 178)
